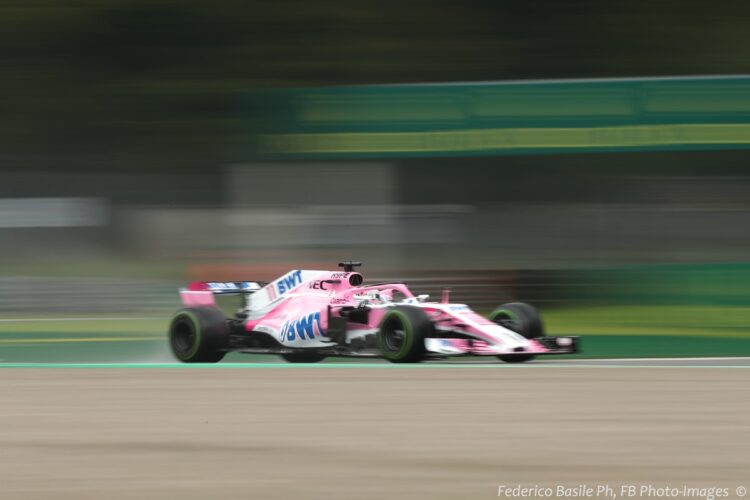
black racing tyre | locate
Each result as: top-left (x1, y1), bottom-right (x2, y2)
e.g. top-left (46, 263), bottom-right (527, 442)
top-left (377, 306), bottom-right (434, 363)
top-left (489, 302), bottom-right (544, 363)
top-left (280, 352), bottom-right (326, 363)
top-left (169, 307), bottom-right (229, 363)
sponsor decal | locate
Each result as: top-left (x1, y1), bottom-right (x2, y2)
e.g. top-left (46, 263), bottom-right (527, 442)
top-left (280, 312), bottom-right (324, 342)
top-left (309, 280), bottom-right (332, 290)
top-left (330, 272), bottom-right (349, 279)
top-left (276, 270), bottom-right (303, 295)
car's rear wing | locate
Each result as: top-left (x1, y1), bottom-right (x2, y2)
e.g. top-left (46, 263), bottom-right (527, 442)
top-left (180, 281), bottom-right (265, 309)
top-left (187, 281), bottom-right (265, 293)
top-left (179, 270), bottom-right (328, 311)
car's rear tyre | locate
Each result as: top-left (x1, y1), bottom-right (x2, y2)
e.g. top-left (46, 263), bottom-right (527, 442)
top-left (280, 352), bottom-right (326, 363)
top-left (169, 307), bottom-right (229, 363)
top-left (490, 302), bottom-right (544, 363)
top-left (377, 306), bottom-right (434, 363)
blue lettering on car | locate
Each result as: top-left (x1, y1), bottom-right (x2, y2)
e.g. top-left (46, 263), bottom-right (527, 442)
top-left (276, 270), bottom-right (303, 295)
top-left (279, 312), bottom-right (323, 342)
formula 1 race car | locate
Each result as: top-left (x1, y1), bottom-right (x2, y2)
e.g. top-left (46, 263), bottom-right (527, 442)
top-left (168, 262), bottom-right (579, 363)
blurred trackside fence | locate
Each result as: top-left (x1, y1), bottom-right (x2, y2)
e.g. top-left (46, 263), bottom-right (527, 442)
top-left (0, 278), bottom-right (180, 314)
top-left (0, 263), bottom-right (747, 313)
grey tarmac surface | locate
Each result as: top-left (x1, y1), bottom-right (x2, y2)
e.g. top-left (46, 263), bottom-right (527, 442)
top-left (4, 356), bottom-right (750, 368)
top-left (537, 356), bottom-right (750, 367)
top-left (2, 366), bottom-right (749, 499)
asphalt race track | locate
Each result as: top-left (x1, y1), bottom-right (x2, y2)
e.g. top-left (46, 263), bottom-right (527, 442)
top-left (2, 356), bottom-right (750, 368)
top-left (2, 365), bottom-right (749, 499)
top-left (541, 356), bottom-right (750, 367)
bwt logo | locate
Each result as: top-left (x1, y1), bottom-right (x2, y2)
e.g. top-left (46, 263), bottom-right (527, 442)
top-left (276, 270), bottom-right (303, 295)
top-left (280, 312), bottom-right (323, 342)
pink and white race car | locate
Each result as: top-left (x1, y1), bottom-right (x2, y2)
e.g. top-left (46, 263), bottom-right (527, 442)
top-left (169, 262), bottom-right (579, 363)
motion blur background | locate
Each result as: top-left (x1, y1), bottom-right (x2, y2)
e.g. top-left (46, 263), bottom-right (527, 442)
top-left (2, 0), bottom-right (750, 360)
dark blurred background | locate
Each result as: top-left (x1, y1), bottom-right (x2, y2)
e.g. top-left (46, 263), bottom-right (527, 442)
top-left (1, 0), bottom-right (750, 359)
top-left (4, 0), bottom-right (750, 170)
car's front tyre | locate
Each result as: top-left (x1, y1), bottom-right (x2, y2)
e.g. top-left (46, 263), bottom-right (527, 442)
top-left (490, 302), bottom-right (544, 363)
top-left (377, 306), bottom-right (434, 363)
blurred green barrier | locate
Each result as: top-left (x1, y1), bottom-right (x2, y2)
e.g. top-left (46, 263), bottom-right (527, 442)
top-left (546, 263), bottom-right (750, 340)
top-left (550, 335), bottom-right (750, 359)
top-left (545, 305), bottom-right (750, 338)
top-left (245, 76), bottom-right (750, 158)
top-left (564, 263), bottom-right (750, 307)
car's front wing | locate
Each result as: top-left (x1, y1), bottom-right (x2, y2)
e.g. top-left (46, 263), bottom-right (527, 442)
top-left (424, 336), bottom-right (580, 356)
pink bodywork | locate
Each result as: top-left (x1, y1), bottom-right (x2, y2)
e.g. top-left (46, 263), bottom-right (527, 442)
top-left (180, 270), bottom-right (555, 356)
